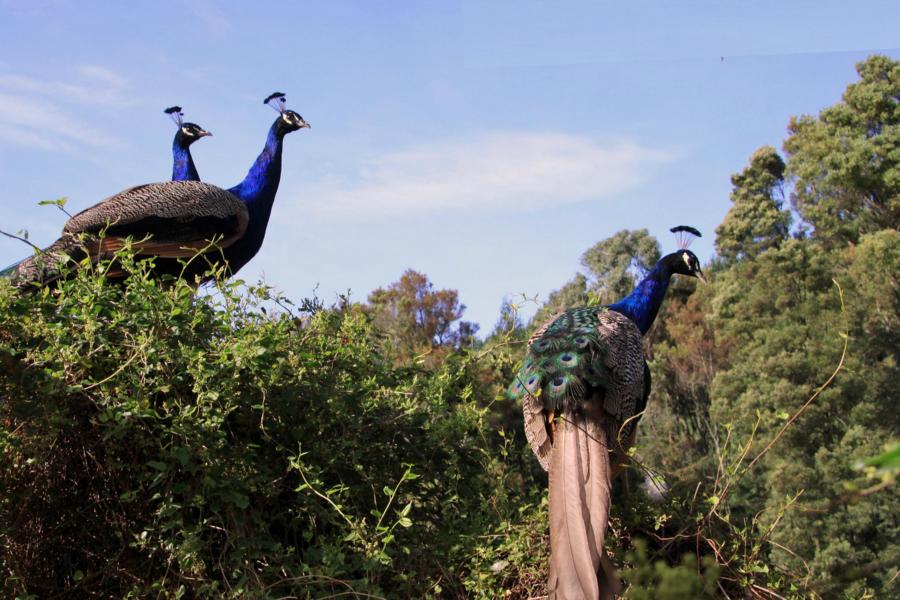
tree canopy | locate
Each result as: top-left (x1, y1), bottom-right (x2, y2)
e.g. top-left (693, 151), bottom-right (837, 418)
top-left (715, 145), bottom-right (790, 262)
top-left (367, 268), bottom-right (479, 358)
top-left (785, 54), bottom-right (900, 244)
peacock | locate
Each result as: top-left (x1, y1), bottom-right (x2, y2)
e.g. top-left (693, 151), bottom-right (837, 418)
top-left (508, 226), bottom-right (705, 600)
top-left (164, 106), bottom-right (211, 181)
top-left (3, 93), bottom-right (309, 287)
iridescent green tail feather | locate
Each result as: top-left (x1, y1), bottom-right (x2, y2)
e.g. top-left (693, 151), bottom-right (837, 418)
top-left (508, 307), bottom-right (613, 413)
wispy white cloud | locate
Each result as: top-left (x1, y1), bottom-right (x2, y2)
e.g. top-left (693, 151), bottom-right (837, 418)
top-left (0, 93), bottom-right (119, 147)
top-left (183, 0), bottom-right (232, 34)
top-left (75, 64), bottom-right (125, 85)
top-left (0, 122), bottom-right (65, 152)
top-left (299, 132), bottom-right (676, 218)
top-left (0, 64), bottom-right (129, 151)
top-left (0, 64), bottom-right (131, 107)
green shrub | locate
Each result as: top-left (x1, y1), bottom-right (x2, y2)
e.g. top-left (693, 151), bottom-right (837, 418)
top-left (0, 256), bottom-right (540, 598)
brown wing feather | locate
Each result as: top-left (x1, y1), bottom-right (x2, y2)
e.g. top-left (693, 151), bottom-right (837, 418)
top-left (86, 210), bottom-right (249, 259)
top-left (63, 181), bottom-right (248, 238)
top-left (595, 311), bottom-right (645, 452)
top-left (67, 180), bottom-right (249, 263)
top-left (87, 237), bottom-right (232, 259)
top-left (10, 182), bottom-right (249, 288)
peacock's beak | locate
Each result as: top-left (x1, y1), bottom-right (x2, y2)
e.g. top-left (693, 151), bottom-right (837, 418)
top-left (696, 269), bottom-right (707, 284)
top-left (199, 130), bottom-right (212, 137)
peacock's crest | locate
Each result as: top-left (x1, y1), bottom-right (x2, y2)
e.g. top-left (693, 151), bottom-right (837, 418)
top-left (670, 224), bottom-right (702, 249)
top-left (264, 92), bottom-right (288, 113)
top-left (164, 106), bottom-right (185, 126)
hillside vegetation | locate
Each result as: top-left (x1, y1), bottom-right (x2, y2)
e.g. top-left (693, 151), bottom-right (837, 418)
top-left (2, 56), bottom-right (898, 599)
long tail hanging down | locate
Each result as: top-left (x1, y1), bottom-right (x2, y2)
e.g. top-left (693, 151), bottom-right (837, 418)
top-left (548, 409), bottom-right (619, 599)
top-left (510, 307), bottom-right (643, 599)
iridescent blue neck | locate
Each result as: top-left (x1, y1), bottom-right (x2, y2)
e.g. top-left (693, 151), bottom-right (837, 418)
top-left (228, 123), bottom-right (283, 213)
top-left (221, 123), bottom-right (285, 274)
top-left (607, 259), bottom-right (674, 335)
top-left (172, 137), bottom-right (199, 181)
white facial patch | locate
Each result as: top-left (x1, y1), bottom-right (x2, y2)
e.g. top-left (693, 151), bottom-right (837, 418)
top-left (682, 252), bottom-right (692, 270)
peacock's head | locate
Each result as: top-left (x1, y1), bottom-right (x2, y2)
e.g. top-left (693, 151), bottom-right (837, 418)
top-left (279, 110), bottom-right (310, 133)
top-left (179, 122), bottom-right (212, 143)
top-left (165, 106), bottom-right (211, 146)
top-left (667, 225), bottom-right (706, 283)
top-left (264, 92), bottom-right (310, 137)
top-left (671, 249), bottom-right (706, 283)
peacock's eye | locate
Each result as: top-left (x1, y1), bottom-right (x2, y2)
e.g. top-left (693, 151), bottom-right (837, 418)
top-left (552, 377), bottom-right (564, 386)
top-left (561, 353), bottom-right (573, 362)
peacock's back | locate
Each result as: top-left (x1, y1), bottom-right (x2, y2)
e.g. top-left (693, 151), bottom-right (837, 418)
top-left (6, 181), bottom-right (249, 287)
top-left (509, 307), bottom-right (645, 471)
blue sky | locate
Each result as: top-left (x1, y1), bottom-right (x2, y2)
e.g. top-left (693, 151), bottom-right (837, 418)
top-left (1, 1), bottom-right (897, 331)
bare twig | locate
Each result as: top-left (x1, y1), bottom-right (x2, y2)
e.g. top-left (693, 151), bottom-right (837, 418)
top-left (0, 228), bottom-right (42, 253)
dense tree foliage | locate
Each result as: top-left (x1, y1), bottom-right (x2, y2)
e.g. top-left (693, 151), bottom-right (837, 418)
top-left (715, 145), bottom-right (790, 262)
top-left (580, 228), bottom-right (661, 303)
top-left (367, 269), bottom-right (479, 361)
top-left (1, 55), bottom-right (897, 599)
top-left (785, 54), bottom-right (899, 245)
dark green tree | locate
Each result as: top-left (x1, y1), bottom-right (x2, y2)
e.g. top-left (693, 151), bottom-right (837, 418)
top-left (785, 54), bottom-right (900, 245)
top-left (707, 234), bottom-right (899, 596)
top-left (581, 228), bottom-right (661, 303)
top-left (715, 146), bottom-right (790, 262)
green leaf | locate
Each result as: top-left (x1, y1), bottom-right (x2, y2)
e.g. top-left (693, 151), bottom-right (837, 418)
top-left (38, 197), bottom-right (67, 208)
top-left (856, 443), bottom-right (900, 475)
